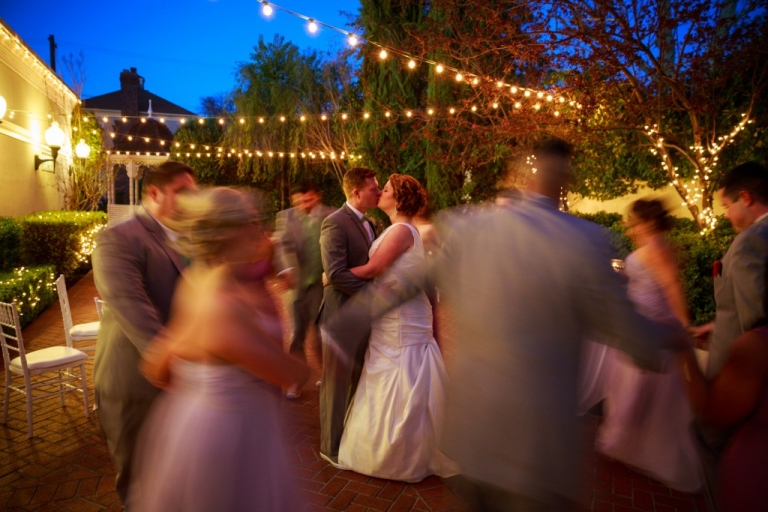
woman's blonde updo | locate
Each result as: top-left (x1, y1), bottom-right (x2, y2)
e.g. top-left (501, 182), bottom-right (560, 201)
top-left (389, 174), bottom-right (427, 217)
top-left (166, 187), bottom-right (263, 261)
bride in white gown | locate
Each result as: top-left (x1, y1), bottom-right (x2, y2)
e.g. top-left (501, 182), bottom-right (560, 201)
top-left (337, 174), bottom-right (456, 482)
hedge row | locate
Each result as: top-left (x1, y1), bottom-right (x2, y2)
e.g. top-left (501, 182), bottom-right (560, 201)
top-left (574, 211), bottom-right (735, 324)
top-left (0, 266), bottom-right (57, 328)
top-left (0, 211), bottom-right (107, 279)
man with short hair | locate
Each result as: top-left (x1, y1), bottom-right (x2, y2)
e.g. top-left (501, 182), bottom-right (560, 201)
top-left (692, 161), bottom-right (768, 509)
top-left (274, 181), bottom-right (334, 399)
top-left (93, 161), bottom-right (196, 505)
top-left (438, 139), bottom-right (687, 510)
top-left (318, 167), bottom-right (380, 465)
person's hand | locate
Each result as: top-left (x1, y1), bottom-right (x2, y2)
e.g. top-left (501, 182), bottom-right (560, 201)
top-left (273, 269), bottom-right (296, 293)
top-left (688, 321), bottom-right (714, 347)
top-left (140, 332), bottom-right (174, 390)
top-left (322, 272), bottom-right (330, 287)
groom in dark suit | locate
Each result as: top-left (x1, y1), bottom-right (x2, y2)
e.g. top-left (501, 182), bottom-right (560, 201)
top-left (318, 167), bottom-right (381, 465)
top-left (93, 161), bottom-right (196, 505)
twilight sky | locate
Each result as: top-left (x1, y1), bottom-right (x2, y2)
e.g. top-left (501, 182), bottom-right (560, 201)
top-left (1, 0), bottom-right (361, 114)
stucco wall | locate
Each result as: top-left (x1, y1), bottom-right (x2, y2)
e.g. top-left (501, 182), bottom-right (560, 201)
top-left (0, 26), bottom-right (78, 218)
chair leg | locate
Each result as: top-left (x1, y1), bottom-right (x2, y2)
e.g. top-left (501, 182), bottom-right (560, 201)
top-left (80, 364), bottom-right (90, 419)
top-left (2, 372), bottom-right (10, 425)
top-left (24, 376), bottom-right (33, 439)
top-left (58, 370), bottom-right (66, 406)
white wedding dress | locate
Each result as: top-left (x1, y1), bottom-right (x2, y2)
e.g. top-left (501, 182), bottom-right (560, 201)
top-left (337, 223), bottom-right (457, 482)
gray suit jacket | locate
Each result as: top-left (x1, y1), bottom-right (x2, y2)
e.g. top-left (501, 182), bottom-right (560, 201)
top-left (708, 214), bottom-right (768, 377)
top-left (274, 203), bottom-right (334, 290)
top-left (438, 197), bottom-right (683, 502)
top-left (318, 204), bottom-right (372, 324)
top-left (93, 208), bottom-right (184, 401)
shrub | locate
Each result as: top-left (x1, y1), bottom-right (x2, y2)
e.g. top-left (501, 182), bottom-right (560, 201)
top-left (0, 266), bottom-right (57, 328)
top-left (19, 211), bottom-right (107, 278)
top-left (0, 217), bottom-right (23, 271)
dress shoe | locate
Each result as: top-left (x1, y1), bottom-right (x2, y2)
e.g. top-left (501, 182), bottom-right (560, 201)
top-left (285, 384), bottom-right (301, 400)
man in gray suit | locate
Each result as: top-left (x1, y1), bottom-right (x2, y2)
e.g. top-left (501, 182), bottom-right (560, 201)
top-left (93, 161), bottom-right (196, 505)
top-left (318, 167), bottom-right (380, 465)
top-left (691, 161), bottom-right (768, 509)
top-left (274, 182), bottom-right (334, 399)
top-left (438, 139), bottom-right (687, 510)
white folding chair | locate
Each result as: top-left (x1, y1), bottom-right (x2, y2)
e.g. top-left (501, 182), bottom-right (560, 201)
top-left (56, 275), bottom-right (99, 354)
top-left (1, 301), bottom-right (90, 438)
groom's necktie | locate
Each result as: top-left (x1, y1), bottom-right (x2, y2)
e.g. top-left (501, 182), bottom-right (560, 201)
top-left (362, 216), bottom-right (375, 243)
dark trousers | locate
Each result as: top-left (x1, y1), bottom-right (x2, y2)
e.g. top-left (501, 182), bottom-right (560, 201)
top-left (318, 324), bottom-right (370, 458)
top-left (97, 390), bottom-right (157, 505)
top-left (447, 476), bottom-right (572, 512)
top-left (289, 282), bottom-right (323, 359)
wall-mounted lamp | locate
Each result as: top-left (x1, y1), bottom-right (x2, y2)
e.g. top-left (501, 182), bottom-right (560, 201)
top-left (35, 121), bottom-right (66, 171)
top-left (0, 95), bottom-right (6, 124)
top-left (74, 139), bottom-right (91, 159)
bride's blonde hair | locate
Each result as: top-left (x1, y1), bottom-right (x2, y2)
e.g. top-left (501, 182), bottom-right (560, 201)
top-left (166, 187), bottom-right (264, 261)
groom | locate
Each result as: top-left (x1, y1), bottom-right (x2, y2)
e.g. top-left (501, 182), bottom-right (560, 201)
top-left (318, 167), bottom-right (381, 465)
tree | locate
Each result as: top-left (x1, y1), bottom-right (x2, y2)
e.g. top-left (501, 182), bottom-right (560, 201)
top-left (60, 52), bottom-right (107, 211)
top-left (547, 0), bottom-right (768, 229)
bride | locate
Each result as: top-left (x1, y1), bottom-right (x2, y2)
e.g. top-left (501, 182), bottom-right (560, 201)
top-left (336, 174), bottom-right (456, 482)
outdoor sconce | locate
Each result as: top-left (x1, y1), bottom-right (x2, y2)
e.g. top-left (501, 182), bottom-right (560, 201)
top-left (34, 121), bottom-right (66, 171)
top-left (74, 139), bottom-right (91, 160)
top-left (0, 95), bottom-right (6, 124)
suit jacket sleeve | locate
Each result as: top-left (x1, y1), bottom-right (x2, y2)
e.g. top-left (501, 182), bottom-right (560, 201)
top-left (275, 210), bottom-right (299, 273)
top-left (92, 227), bottom-right (166, 354)
top-left (321, 215), bottom-right (367, 296)
top-left (730, 232), bottom-right (768, 331)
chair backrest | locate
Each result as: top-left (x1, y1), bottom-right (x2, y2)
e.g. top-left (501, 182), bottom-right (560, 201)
top-left (107, 204), bottom-right (139, 227)
top-left (0, 301), bottom-right (26, 372)
top-left (55, 274), bottom-right (74, 347)
top-left (94, 298), bottom-right (106, 320)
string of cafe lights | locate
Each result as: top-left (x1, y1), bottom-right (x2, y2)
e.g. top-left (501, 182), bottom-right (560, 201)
top-left (257, 1), bottom-right (577, 108)
top-left (89, 95), bottom-right (577, 128)
top-left (646, 113), bottom-right (754, 234)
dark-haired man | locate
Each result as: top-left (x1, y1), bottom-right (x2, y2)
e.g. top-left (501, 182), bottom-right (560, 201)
top-left (275, 182), bottom-right (334, 399)
top-left (93, 161), bottom-right (196, 505)
top-left (318, 167), bottom-right (380, 465)
top-left (691, 161), bottom-right (768, 509)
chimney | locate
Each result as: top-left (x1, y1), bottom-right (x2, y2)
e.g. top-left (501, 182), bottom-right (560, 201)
top-left (119, 67), bottom-right (143, 118)
top-left (48, 35), bottom-right (57, 72)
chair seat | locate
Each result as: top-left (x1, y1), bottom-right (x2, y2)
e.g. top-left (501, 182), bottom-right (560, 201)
top-left (70, 321), bottom-right (100, 340)
top-left (10, 346), bottom-right (88, 371)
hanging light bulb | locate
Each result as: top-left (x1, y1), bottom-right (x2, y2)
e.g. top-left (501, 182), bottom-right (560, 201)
top-left (408, 59), bottom-right (416, 69)
top-left (308, 19), bottom-right (318, 33)
top-left (379, 49), bottom-right (388, 59)
top-left (436, 64), bottom-right (444, 73)
top-left (348, 34), bottom-right (358, 46)
top-left (455, 73), bottom-right (463, 82)
top-left (261, 1), bottom-right (273, 16)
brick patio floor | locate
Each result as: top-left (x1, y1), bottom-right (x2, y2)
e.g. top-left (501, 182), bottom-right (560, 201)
top-left (1, 272), bottom-right (711, 511)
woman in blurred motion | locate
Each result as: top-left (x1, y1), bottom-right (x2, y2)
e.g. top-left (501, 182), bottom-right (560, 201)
top-left (596, 198), bottom-right (702, 491)
top-left (678, 326), bottom-right (768, 512)
top-left (128, 187), bottom-right (309, 511)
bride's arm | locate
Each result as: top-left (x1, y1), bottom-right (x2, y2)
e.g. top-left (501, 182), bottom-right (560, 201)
top-left (350, 224), bottom-right (414, 280)
top-left (645, 237), bottom-right (691, 326)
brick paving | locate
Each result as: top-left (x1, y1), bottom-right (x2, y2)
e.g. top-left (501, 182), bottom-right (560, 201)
top-left (1, 272), bottom-right (710, 511)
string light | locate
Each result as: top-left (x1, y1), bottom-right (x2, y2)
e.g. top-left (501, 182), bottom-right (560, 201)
top-left (308, 19), bottom-right (318, 33)
top-left (379, 49), bottom-right (388, 59)
top-left (408, 59), bottom-right (416, 69)
top-left (436, 64), bottom-right (444, 73)
top-left (348, 34), bottom-right (358, 46)
top-left (261, 1), bottom-right (273, 16)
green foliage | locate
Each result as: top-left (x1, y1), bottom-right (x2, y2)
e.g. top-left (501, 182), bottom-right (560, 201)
top-left (0, 266), bottom-right (57, 328)
top-left (0, 218), bottom-right (22, 272)
top-left (19, 212), bottom-right (107, 278)
top-left (173, 120), bottom-right (243, 186)
top-left (573, 211), bottom-right (736, 323)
